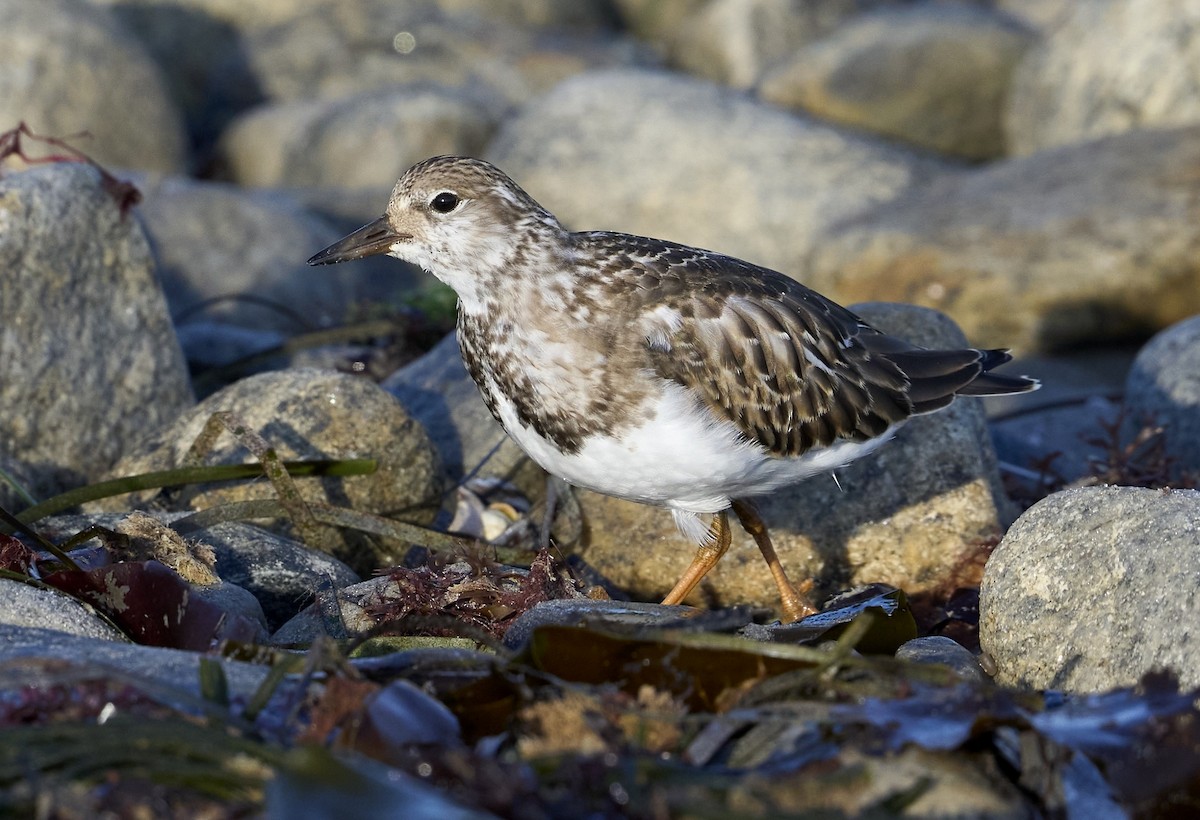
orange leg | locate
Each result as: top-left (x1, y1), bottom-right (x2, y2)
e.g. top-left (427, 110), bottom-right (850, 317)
top-left (661, 510), bottom-right (732, 606)
top-left (731, 499), bottom-right (817, 622)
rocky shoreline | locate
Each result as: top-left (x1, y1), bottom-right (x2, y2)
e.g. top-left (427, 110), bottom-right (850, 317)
top-left (2, 0), bottom-right (1200, 815)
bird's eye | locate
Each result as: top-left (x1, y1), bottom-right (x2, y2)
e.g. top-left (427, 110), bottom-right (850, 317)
top-left (430, 192), bottom-right (460, 213)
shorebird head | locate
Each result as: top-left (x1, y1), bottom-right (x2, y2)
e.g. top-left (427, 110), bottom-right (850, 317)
top-left (308, 156), bottom-right (564, 305)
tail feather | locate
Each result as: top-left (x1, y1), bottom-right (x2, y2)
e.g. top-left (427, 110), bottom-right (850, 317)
top-left (956, 370), bottom-right (1040, 396)
top-left (886, 345), bottom-right (1038, 416)
top-left (885, 348), bottom-right (985, 379)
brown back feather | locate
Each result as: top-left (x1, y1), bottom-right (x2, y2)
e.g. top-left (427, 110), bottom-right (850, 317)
top-left (601, 234), bottom-right (1037, 458)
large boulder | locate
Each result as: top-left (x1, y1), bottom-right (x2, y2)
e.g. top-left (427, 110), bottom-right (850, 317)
top-left (0, 163), bottom-right (193, 499)
top-left (759, 4), bottom-right (1033, 160)
top-left (801, 125), bottom-right (1200, 353)
top-left (0, 0), bottom-right (187, 173)
top-left (487, 68), bottom-right (948, 280)
top-left (980, 485), bottom-right (1200, 691)
top-left (89, 369), bottom-right (444, 575)
top-left (1008, 0), bottom-right (1200, 154)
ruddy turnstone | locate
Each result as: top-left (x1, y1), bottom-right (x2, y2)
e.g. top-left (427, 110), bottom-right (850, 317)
top-left (309, 156), bottom-right (1038, 621)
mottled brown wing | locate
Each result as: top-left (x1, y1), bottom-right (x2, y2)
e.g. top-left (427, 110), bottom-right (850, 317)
top-left (642, 278), bottom-right (918, 457)
top-left (581, 232), bottom-right (1033, 458)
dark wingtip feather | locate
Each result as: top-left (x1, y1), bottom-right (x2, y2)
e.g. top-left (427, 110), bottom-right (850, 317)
top-left (956, 370), bottom-right (1040, 396)
top-left (890, 345), bottom-right (1038, 415)
top-left (977, 348), bottom-right (1014, 370)
top-left (963, 348), bottom-right (1039, 395)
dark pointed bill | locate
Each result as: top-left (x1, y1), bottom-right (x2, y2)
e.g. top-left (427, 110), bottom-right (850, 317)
top-left (307, 217), bottom-right (408, 265)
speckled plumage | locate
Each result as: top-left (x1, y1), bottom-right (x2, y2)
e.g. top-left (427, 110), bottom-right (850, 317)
top-left (309, 155), bottom-right (1038, 619)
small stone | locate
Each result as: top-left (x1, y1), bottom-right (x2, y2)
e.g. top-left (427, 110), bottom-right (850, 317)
top-left (200, 522), bottom-right (362, 632)
top-left (896, 636), bottom-right (988, 683)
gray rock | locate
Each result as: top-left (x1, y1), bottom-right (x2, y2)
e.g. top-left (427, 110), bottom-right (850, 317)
top-left (237, 1), bottom-right (652, 109)
top-left (33, 512), bottom-right (356, 633)
top-left (564, 304), bottom-right (1020, 616)
top-left (0, 625), bottom-right (271, 704)
top-left (360, 678), bottom-right (462, 746)
top-left (501, 599), bottom-right (703, 651)
top-left (99, 0), bottom-right (619, 37)
top-left (0, 164), bottom-right (193, 499)
top-left (1123, 315), bottom-right (1200, 482)
top-left (270, 574), bottom-right (392, 645)
top-left (979, 485), bottom-right (1200, 692)
top-left (801, 125), bottom-right (1200, 354)
top-left (614, 0), bottom-right (893, 88)
top-left (0, 456), bottom-right (39, 514)
top-left (0, 580), bottom-right (127, 642)
top-left (486, 68), bottom-right (949, 281)
top-left (89, 369), bottom-right (444, 575)
top-left (287, 185), bottom-right (413, 229)
top-left (759, 5), bottom-right (1034, 160)
top-left (992, 394), bottom-right (1123, 491)
top-left (132, 174), bottom-right (420, 332)
top-left (86, 0), bottom-right (260, 150)
top-left (199, 521), bottom-right (362, 631)
top-left (173, 321), bottom-right (287, 373)
top-left (192, 581), bottom-right (270, 638)
top-left (0, 0), bottom-right (187, 173)
top-left (430, 0), bottom-right (620, 29)
top-left (896, 636), bottom-right (987, 683)
top-left (92, 0), bottom-right (621, 150)
top-left (659, 0), bottom-right (876, 89)
top-left (1008, 0), bottom-right (1200, 155)
top-left (266, 745), bottom-right (488, 820)
top-left (219, 85), bottom-right (498, 197)
top-left (610, 0), bottom-right (710, 43)
top-left (993, 0), bottom-right (1076, 34)
top-left (33, 512), bottom-right (184, 546)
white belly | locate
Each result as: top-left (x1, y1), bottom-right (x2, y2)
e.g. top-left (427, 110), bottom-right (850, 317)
top-left (490, 379), bottom-right (898, 515)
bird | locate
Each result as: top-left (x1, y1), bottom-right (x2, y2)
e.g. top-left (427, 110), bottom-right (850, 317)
top-left (308, 156), bottom-right (1038, 621)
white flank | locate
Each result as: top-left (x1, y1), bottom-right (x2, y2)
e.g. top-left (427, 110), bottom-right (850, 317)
top-left (489, 380), bottom-right (901, 543)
